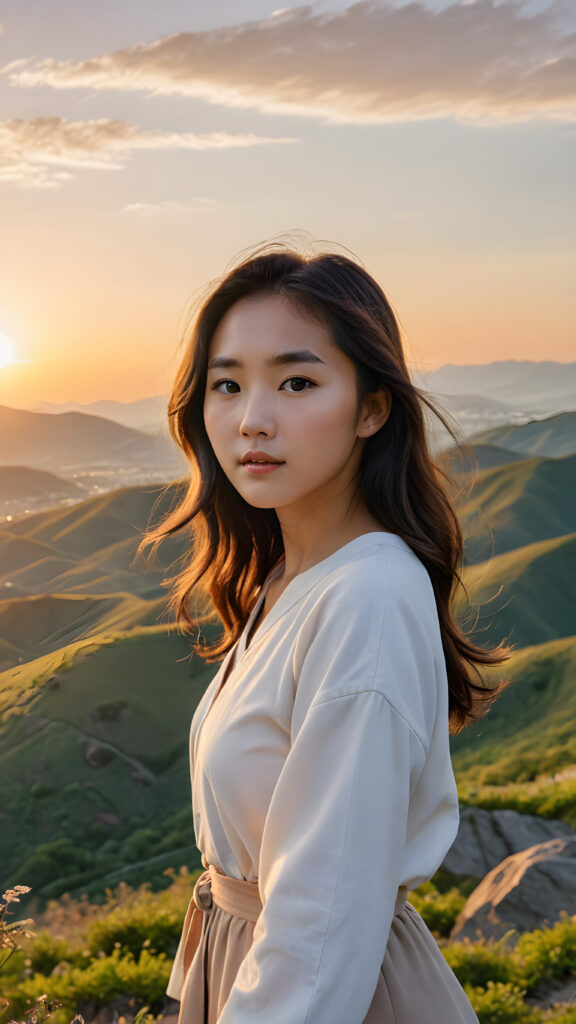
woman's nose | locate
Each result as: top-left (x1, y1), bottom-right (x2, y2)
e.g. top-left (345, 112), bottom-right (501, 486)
top-left (239, 392), bottom-right (276, 438)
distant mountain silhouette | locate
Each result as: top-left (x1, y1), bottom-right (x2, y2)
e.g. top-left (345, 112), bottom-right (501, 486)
top-left (418, 361), bottom-right (576, 415)
top-left (30, 395), bottom-right (168, 434)
top-left (0, 404), bottom-right (185, 475)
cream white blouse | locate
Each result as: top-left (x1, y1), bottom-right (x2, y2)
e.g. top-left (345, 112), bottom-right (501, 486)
top-left (175, 531), bottom-right (460, 1022)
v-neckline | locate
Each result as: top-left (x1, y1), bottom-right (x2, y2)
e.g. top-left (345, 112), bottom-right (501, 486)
top-left (204, 560), bottom-right (285, 718)
top-left (199, 531), bottom-right (411, 724)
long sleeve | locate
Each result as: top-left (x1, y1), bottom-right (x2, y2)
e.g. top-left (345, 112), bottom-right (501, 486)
top-left (218, 571), bottom-right (430, 1023)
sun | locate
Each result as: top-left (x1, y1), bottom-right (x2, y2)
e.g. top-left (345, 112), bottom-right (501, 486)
top-left (0, 332), bottom-right (15, 369)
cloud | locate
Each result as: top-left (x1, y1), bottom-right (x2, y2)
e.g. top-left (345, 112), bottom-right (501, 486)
top-left (4, 0), bottom-right (575, 124)
top-left (0, 117), bottom-right (298, 188)
top-left (122, 198), bottom-right (218, 215)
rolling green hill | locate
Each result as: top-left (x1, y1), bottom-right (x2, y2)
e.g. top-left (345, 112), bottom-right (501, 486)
top-left (4, 481), bottom-right (185, 558)
top-left (439, 442), bottom-right (531, 475)
top-left (464, 443), bottom-right (530, 472)
top-left (469, 410), bottom-right (576, 458)
top-left (0, 626), bottom-right (217, 901)
top-left (450, 635), bottom-right (576, 785)
top-left (0, 483), bottom-right (189, 668)
top-left (457, 532), bottom-right (576, 649)
top-left (456, 452), bottom-right (576, 561)
top-left (0, 592), bottom-right (168, 669)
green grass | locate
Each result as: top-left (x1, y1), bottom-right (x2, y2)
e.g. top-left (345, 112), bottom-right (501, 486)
top-left (0, 626), bottom-right (216, 901)
top-left (451, 636), bottom-right (576, 791)
top-left (456, 533), bottom-right (576, 650)
top-left (456, 453), bottom-right (576, 561)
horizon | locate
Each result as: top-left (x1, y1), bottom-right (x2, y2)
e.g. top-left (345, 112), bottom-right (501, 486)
top-left (4, 358), bottom-right (576, 412)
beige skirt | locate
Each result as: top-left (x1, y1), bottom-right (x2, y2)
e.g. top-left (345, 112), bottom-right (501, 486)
top-left (167, 861), bottom-right (479, 1023)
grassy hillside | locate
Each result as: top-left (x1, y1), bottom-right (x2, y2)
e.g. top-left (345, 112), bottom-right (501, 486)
top-left (456, 453), bottom-right (576, 560)
top-left (469, 410), bottom-right (576, 457)
top-left (0, 483), bottom-right (189, 668)
top-left (4, 481), bottom-right (185, 557)
top-left (3, 480), bottom-right (185, 553)
top-left (0, 626), bottom-right (217, 902)
top-left (452, 443), bottom-right (531, 472)
top-left (450, 635), bottom-right (576, 787)
top-left (457, 532), bottom-right (576, 649)
top-left (0, 592), bottom-right (168, 669)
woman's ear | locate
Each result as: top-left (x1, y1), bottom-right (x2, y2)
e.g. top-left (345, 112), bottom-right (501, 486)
top-left (357, 389), bottom-right (391, 438)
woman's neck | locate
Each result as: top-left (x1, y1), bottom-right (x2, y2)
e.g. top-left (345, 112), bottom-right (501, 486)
top-left (275, 506), bottom-right (389, 587)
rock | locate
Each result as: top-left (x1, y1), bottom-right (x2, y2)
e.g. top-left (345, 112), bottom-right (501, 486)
top-left (527, 973), bottom-right (576, 1013)
top-left (442, 806), bottom-right (575, 878)
top-left (93, 812), bottom-right (119, 828)
top-left (130, 766), bottom-right (152, 785)
top-left (89, 699), bottom-right (132, 723)
top-left (450, 838), bottom-right (576, 941)
top-left (24, 715), bottom-right (48, 735)
top-left (85, 742), bottom-right (114, 768)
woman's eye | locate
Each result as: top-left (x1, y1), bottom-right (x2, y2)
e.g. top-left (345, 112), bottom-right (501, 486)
top-left (212, 380), bottom-right (240, 394)
top-left (281, 377), bottom-right (315, 392)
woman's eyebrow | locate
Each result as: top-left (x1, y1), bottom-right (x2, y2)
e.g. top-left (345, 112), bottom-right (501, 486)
top-left (207, 349), bottom-right (326, 370)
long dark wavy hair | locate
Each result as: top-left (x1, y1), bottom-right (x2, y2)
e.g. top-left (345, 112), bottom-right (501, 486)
top-left (139, 240), bottom-right (511, 734)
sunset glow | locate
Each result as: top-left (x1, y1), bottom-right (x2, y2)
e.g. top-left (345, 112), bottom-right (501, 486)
top-left (0, 333), bottom-right (16, 370)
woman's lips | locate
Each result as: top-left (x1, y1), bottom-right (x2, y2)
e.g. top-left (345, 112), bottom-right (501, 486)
top-left (242, 460), bottom-right (285, 475)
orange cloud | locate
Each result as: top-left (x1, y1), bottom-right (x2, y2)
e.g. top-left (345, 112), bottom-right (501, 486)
top-left (0, 116), bottom-right (298, 189)
top-left (5, 0), bottom-right (576, 124)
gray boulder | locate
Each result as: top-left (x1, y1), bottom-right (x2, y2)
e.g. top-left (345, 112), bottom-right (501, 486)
top-left (450, 837), bottom-right (576, 941)
top-left (442, 806), bottom-right (575, 878)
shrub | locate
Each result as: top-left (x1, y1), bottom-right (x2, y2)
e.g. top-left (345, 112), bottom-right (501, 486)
top-left (84, 873), bottom-right (198, 958)
top-left (27, 930), bottom-right (79, 975)
top-left (464, 981), bottom-right (540, 1024)
top-left (443, 938), bottom-right (518, 988)
top-left (408, 884), bottom-right (467, 937)
top-left (458, 779), bottom-right (576, 828)
top-left (543, 1009), bottom-right (576, 1024)
top-left (12, 947), bottom-right (172, 1011)
top-left (516, 914), bottom-right (576, 989)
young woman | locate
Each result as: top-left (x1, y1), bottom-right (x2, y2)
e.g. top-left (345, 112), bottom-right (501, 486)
top-left (142, 241), bottom-right (509, 1023)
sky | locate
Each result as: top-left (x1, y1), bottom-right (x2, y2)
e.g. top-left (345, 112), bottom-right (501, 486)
top-left (0, 0), bottom-right (574, 406)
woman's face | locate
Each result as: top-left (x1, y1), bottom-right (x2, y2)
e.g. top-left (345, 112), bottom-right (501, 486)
top-left (203, 293), bottom-right (377, 516)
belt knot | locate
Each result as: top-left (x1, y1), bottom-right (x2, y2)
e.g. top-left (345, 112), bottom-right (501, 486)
top-left (192, 868), bottom-right (213, 912)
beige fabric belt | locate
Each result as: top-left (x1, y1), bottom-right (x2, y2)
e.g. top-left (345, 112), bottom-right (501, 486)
top-left (168, 853), bottom-right (408, 1002)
